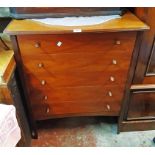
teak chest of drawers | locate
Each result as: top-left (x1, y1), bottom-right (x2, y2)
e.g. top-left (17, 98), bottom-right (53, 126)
top-left (5, 11), bottom-right (149, 137)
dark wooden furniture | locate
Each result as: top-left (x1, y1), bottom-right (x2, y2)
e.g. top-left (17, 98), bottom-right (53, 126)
top-left (0, 50), bottom-right (31, 146)
top-left (10, 7), bottom-right (123, 19)
top-left (4, 11), bottom-right (149, 137)
top-left (119, 8), bottom-right (155, 132)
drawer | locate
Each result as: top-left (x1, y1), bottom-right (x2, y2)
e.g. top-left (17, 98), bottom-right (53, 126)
top-left (17, 32), bottom-right (136, 55)
top-left (29, 85), bottom-right (124, 120)
top-left (29, 84), bottom-right (124, 103)
top-left (21, 50), bottom-right (132, 73)
top-left (127, 89), bottom-right (155, 120)
top-left (32, 99), bottom-right (121, 120)
top-left (24, 69), bottom-right (128, 88)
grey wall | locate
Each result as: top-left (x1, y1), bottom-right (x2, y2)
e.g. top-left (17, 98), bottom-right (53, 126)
top-left (0, 7), bottom-right (10, 17)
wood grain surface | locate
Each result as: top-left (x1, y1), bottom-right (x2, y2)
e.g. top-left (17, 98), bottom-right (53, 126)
top-left (5, 12), bottom-right (149, 35)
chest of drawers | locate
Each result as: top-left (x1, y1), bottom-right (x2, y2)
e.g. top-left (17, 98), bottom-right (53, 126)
top-left (5, 11), bottom-right (148, 137)
top-left (18, 32), bottom-right (136, 120)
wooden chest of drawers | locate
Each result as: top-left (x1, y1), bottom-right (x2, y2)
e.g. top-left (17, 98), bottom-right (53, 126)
top-left (5, 11), bottom-right (148, 136)
top-left (17, 32), bottom-right (136, 120)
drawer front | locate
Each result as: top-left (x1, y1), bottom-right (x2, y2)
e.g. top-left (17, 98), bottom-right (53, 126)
top-left (29, 85), bottom-right (124, 120)
top-left (127, 91), bottom-right (155, 120)
top-left (17, 32), bottom-right (136, 55)
top-left (17, 32), bottom-right (136, 119)
top-left (24, 69), bottom-right (128, 88)
top-left (32, 100), bottom-right (121, 120)
top-left (21, 51), bottom-right (131, 73)
top-left (29, 84), bottom-right (124, 103)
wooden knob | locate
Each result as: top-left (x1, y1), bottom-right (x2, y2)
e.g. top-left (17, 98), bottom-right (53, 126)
top-left (112, 59), bottom-right (117, 65)
top-left (41, 80), bottom-right (46, 85)
top-left (110, 76), bottom-right (115, 82)
top-left (115, 40), bottom-right (121, 45)
top-left (57, 41), bottom-right (62, 47)
top-left (46, 107), bottom-right (50, 113)
top-left (107, 104), bottom-right (111, 110)
top-left (108, 91), bottom-right (113, 97)
top-left (38, 63), bottom-right (43, 68)
top-left (44, 96), bottom-right (48, 100)
top-left (35, 42), bottom-right (40, 48)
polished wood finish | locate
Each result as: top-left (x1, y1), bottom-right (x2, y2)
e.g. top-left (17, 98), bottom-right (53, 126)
top-left (10, 7), bottom-right (123, 18)
top-left (0, 50), bottom-right (15, 83)
top-left (17, 32), bottom-right (136, 120)
top-left (5, 10), bottom-right (148, 134)
top-left (119, 8), bottom-right (155, 133)
top-left (118, 32), bottom-right (144, 133)
top-left (11, 7), bottom-right (117, 14)
top-left (133, 8), bottom-right (155, 83)
top-left (127, 91), bottom-right (155, 120)
top-left (5, 12), bottom-right (148, 35)
top-left (120, 120), bottom-right (155, 132)
top-left (143, 76), bottom-right (155, 84)
top-left (17, 32), bottom-right (136, 54)
top-left (10, 36), bottom-right (37, 138)
top-left (30, 85), bottom-right (124, 120)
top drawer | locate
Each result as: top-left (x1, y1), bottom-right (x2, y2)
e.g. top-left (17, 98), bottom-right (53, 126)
top-left (17, 32), bottom-right (136, 55)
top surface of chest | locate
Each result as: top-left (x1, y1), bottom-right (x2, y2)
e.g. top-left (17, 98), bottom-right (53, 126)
top-left (4, 12), bottom-right (149, 35)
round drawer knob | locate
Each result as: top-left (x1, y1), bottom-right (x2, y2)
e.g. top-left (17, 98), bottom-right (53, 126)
top-left (44, 96), bottom-right (48, 100)
top-left (35, 42), bottom-right (40, 48)
top-left (110, 76), bottom-right (115, 82)
top-left (115, 40), bottom-right (121, 45)
top-left (112, 59), bottom-right (117, 65)
top-left (108, 91), bottom-right (113, 97)
top-left (41, 80), bottom-right (46, 85)
top-left (46, 107), bottom-right (50, 113)
top-left (31, 131), bottom-right (36, 137)
top-left (107, 104), bottom-right (111, 110)
top-left (38, 63), bottom-right (43, 68)
top-left (57, 41), bottom-right (62, 47)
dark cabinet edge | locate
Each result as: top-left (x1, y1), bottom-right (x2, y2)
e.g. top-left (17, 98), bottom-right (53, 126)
top-left (118, 32), bottom-right (144, 133)
top-left (10, 35), bottom-right (38, 139)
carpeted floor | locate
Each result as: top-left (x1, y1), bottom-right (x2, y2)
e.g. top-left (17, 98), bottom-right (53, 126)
top-left (31, 116), bottom-right (155, 147)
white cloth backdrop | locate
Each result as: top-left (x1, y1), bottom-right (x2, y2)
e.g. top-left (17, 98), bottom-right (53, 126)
top-left (31, 15), bottom-right (121, 26)
top-left (0, 104), bottom-right (21, 147)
